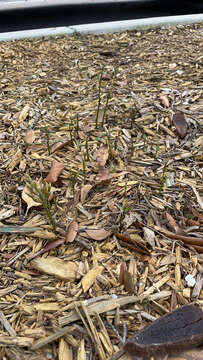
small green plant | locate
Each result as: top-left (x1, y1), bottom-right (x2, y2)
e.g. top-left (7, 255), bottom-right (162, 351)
top-left (95, 67), bottom-right (104, 128)
top-left (119, 200), bottom-right (130, 230)
top-left (95, 67), bottom-right (116, 128)
top-left (75, 115), bottom-right (80, 133)
top-left (82, 152), bottom-right (87, 183)
top-left (101, 70), bottom-right (116, 127)
top-left (69, 170), bottom-right (79, 194)
top-left (41, 127), bottom-right (51, 155)
top-left (159, 160), bottom-right (168, 196)
top-left (155, 144), bottom-right (160, 158)
top-left (130, 105), bottom-right (137, 128)
top-left (85, 138), bottom-right (90, 161)
top-left (26, 178), bottom-right (56, 232)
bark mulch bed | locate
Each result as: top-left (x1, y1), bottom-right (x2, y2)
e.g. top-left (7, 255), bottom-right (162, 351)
top-left (0, 22), bottom-right (202, 360)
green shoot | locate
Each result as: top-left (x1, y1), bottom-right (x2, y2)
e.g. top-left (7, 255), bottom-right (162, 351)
top-left (85, 138), bottom-right (90, 161)
top-left (159, 160), bottom-right (168, 196)
top-left (95, 67), bottom-right (104, 128)
top-left (26, 178), bottom-right (56, 232)
top-left (102, 69), bottom-right (116, 127)
top-left (155, 144), bottom-right (160, 158)
top-left (69, 170), bottom-right (79, 195)
top-left (82, 153), bottom-right (87, 183)
top-left (41, 127), bottom-right (51, 155)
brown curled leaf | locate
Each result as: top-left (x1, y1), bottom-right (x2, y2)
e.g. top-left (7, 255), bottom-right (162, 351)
top-left (81, 184), bottom-right (92, 204)
top-left (154, 225), bottom-right (203, 252)
top-left (45, 160), bottom-right (64, 184)
top-left (50, 140), bottom-right (71, 153)
top-left (159, 94), bottom-right (170, 107)
top-left (66, 221), bottom-right (78, 243)
top-left (86, 228), bottom-right (110, 241)
top-left (95, 145), bottom-right (109, 167)
top-left (120, 262), bottom-right (127, 285)
top-left (28, 239), bottom-right (65, 261)
top-left (172, 112), bottom-right (188, 139)
top-left (113, 232), bottom-right (150, 255)
top-left (24, 129), bottom-right (36, 144)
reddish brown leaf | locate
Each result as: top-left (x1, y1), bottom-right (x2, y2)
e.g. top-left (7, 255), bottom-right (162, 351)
top-left (24, 129), bottom-right (36, 144)
top-left (95, 145), bottom-right (109, 167)
top-left (28, 239), bottom-right (65, 261)
top-left (50, 140), bottom-right (71, 153)
top-left (86, 228), bottom-right (110, 241)
top-left (113, 232), bottom-right (150, 255)
top-left (123, 271), bottom-right (135, 293)
top-left (95, 170), bottom-right (128, 184)
top-left (172, 112), bottom-right (188, 139)
top-left (81, 184), bottom-right (92, 204)
top-left (192, 208), bottom-right (203, 222)
top-left (154, 225), bottom-right (203, 251)
top-left (166, 212), bottom-right (179, 232)
top-left (159, 94), bottom-right (170, 107)
top-left (65, 221), bottom-right (78, 243)
top-left (120, 262), bottom-right (127, 285)
top-left (95, 168), bottom-right (112, 184)
top-left (45, 160), bottom-right (64, 184)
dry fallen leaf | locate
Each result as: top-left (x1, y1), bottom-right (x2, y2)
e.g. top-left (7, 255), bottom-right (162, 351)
top-left (172, 112), bottom-right (188, 139)
top-left (22, 185), bottom-right (41, 214)
top-left (24, 129), bottom-right (36, 144)
top-left (29, 239), bottom-right (65, 260)
top-left (19, 104), bottom-right (30, 122)
top-left (120, 262), bottom-right (127, 285)
top-left (95, 145), bottom-right (109, 167)
top-left (86, 228), bottom-right (110, 241)
top-left (143, 227), bottom-right (155, 248)
top-left (45, 160), bottom-right (64, 184)
top-left (95, 168), bottom-right (112, 184)
top-left (81, 265), bottom-right (104, 292)
top-left (159, 93), bottom-right (170, 107)
top-left (50, 140), bottom-right (71, 153)
top-left (124, 271), bottom-right (135, 293)
top-left (81, 184), bottom-right (92, 204)
top-left (66, 220), bottom-right (78, 243)
top-left (31, 256), bottom-right (78, 281)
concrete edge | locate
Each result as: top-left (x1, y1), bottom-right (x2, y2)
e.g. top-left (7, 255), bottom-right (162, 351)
top-left (0, 13), bottom-right (202, 42)
top-left (0, 0), bottom-right (139, 12)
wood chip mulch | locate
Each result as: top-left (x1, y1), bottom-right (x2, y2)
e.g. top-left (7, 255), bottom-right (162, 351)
top-left (0, 22), bottom-right (202, 360)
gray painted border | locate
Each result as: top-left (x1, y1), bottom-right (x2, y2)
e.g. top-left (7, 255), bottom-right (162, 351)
top-left (0, 14), bottom-right (202, 42)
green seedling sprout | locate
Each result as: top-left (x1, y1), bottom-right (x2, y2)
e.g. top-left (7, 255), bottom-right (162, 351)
top-left (82, 152), bottom-right (87, 183)
top-left (102, 69), bottom-right (117, 127)
top-left (69, 169), bottom-right (79, 195)
top-left (155, 144), bottom-right (160, 158)
top-left (26, 178), bottom-right (56, 232)
top-left (130, 106), bottom-right (136, 128)
top-left (41, 126), bottom-right (51, 155)
top-left (76, 115), bottom-right (80, 133)
top-left (159, 160), bottom-right (169, 196)
top-left (85, 138), bottom-right (90, 161)
top-left (95, 67), bottom-right (104, 128)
